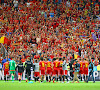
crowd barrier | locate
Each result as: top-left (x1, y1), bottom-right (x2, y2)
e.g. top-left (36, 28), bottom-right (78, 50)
top-left (0, 70), bottom-right (100, 81)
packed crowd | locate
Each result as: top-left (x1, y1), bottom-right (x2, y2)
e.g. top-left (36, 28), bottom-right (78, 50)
top-left (0, 0), bottom-right (100, 65)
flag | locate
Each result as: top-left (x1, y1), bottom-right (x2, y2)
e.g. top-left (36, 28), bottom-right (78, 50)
top-left (0, 36), bottom-right (5, 43)
top-left (98, 34), bottom-right (100, 40)
top-left (92, 33), bottom-right (97, 41)
top-left (4, 37), bottom-right (8, 44)
top-left (0, 36), bottom-right (11, 45)
top-left (7, 39), bottom-right (11, 46)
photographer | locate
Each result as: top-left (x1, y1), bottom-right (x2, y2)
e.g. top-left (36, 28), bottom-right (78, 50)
top-left (69, 60), bottom-right (74, 80)
top-left (87, 61), bottom-right (95, 83)
top-left (72, 60), bottom-right (80, 83)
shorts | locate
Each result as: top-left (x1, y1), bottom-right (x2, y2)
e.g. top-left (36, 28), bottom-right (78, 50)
top-left (79, 69), bottom-right (84, 74)
top-left (59, 69), bottom-right (64, 75)
top-left (64, 70), bottom-right (67, 75)
top-left (40, 69), bottom-right (45, 75)
top-left (18, 73), bottom-right (22, 76)
top-left (84, 69), bottom-right (88, 75)
top-left (4, 70), bottom-right (9, 76)
top-left (46, 69), bottom-right (52, 75)
top-left (10, 71), bottom-right (15, 74)
top-left (53, 69), bottom-right (59, 75)
top-left (34, 72), bottom-right (40, 77)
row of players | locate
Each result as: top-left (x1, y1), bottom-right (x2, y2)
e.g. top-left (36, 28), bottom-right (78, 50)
top-left (2, 57), bottom-right (94, 83)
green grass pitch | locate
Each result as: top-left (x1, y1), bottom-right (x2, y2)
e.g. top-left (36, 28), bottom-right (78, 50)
top-left (0, 81), bottom-right (100, 90)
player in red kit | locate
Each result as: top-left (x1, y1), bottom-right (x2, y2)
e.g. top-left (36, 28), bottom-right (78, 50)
top-left (46, 58), bottom-right (52, 82)
top-left (39, 58), bottom-right (46, 82)
top-left (83, 59), bottom-right (89, 82)
top-left (59, 58), bottom-right (64, 82)
top-left (2, 60), bottom-right (9, 82)
top-left (52, 58), bottom-right (60, 83)
top-left (79, 58), bottom-right (84, 81)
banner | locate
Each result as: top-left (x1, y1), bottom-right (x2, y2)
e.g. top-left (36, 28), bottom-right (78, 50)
top-left (0, 70), bottom-right (100, 81)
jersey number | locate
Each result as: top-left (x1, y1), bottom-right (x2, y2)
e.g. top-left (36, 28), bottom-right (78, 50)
top-left (85, 64), bottom-right (88, 68)
top-left (47, 63), bottom-right (51, 67)
top-left (5, 65), bottom-right (8, 69)
top-left (81, 64), bottom-right (82, 67)
top-left (55, 63), bottom-right (58, 67)
top-left (42, 63), bottom-right (44, 67)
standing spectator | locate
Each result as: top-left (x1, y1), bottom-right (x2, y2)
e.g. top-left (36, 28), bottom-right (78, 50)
top-left (13, 0), bottom-right (18, 11)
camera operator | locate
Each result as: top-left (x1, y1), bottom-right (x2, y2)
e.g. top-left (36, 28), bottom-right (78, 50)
top-left (87, 60), bottom-right (95, 83)
top-left (72, 60), bottom-right (80, 83)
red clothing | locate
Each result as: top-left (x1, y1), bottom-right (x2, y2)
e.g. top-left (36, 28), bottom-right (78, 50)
top-left (21, 59), bottom-right (25, 63)
top-left (53, 69), bottom-right (59, 75)
top-left (59, 61), bottom-right (63, 69)
top-left (79, 61), bottom-right (84, 70)
top-left (79, 70), bottom-right (84, 74)
top-left (83, 61), bottom-right (89, 70)
top-left (18, 73), bottom-right (22, 76)
top-left (53, 60), bottom-right (60, 75)
top-left (46, 61), bottom-right (52, 70)
top-left (50, 55), bottom-right (54, 59)
top-left (46, 61), bottom-right (52, 74)
top-left (40, 70), bottom-right (45, 75)
top-left (59, 69), bottom-right (64, 75)
top-left (64, 70), bottom-right (67, 75)
top-left (94, 61), bottom-right (98, 66)
top-left (59, 61), bottom-right (63, 75)
top-left (4, 62), bottom-right (9, 71)
top-left (84, 69), bottom-right (88, 75)
top-left (4, 71), bottom-right (9, 76)
top-left (39, 61), bottom-right (46, 70)
top-left (34, 72), bottom-right (40, 77)
top-left (46, 69), bottom-right (52, 75)
top-left (53, 60), bottom-right (60, 69)
top-left (34, 55), bottom-right (40, 59)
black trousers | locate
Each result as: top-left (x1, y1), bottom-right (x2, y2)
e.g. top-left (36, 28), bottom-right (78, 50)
top-left (25, 69), bottom-right (31, 76)
top-left (70, 70), bottom-right (74, 78)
